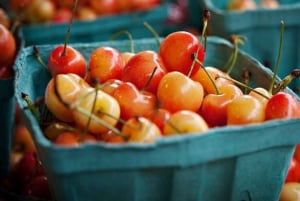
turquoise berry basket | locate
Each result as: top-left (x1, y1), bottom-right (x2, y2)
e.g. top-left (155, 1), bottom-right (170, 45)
top-left (200, 0), bottom-right (300, 95)
top-left (14, 36), bottom-right (300, 201)
top-left (20, 3), bottom-right (171, 46)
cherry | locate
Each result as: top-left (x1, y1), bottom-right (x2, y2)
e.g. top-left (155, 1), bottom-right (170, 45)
top-left (88, 46), bottom-right (125, 84)
top-left (144, 108), bottom-right (171, 133)
top-left (227, 94), bottom-right (265, 125)
top-left (89, 0), bottom-right (118, 15)
top-left (163, 110), bottom-right (209, 135)
top-left (227, 0), bottom-right (256, 11)
top-left (200, 84), bottom-right (243, 128)
top-left (112, 81), bottom-right (157, 121)
top-left (12, 151), bottom-right (44, 188)
top-left (280, 182), bottom-right (300, 201)
top-left (76, 6), bottom-right (97, 21)
top-left (131, 0), bottom-right (160, 11)
top-left (0, 8), bottom-right (10, 29)
top-left (121, 116), bottom-right (162, 143)
top-left (22, 175), bottom-right (52, 200)
top-left (0, 65), bottom-right (14, 78)
top-left (48, 0), bottom-right (87, 78)
top-left (44, 73), bottom-right (90, 122)
top-left (48, 45), bottom-right (87, 77)
top-left (121, 50), bottom-right (167, 94)
top-left (0, 24), bottom-right (16, 70)
top-left (54, 131), bottom-right (97, 147)
top-left (156, 71), bottom-right (204, 113)
top-left (285, 157), bottom-right (300, 183)
top-left (191, 66), bottom-right (233, 94)
top-left (72, 86), bottom-right (121, 135)
top-left (159, 31), bottom-right (205, 76)
top-left (51, 8), bottom-right (73, 24)
top-left (265, 91), bottom-right (300, 120)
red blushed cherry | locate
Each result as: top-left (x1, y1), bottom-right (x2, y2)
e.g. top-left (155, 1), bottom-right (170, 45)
top-left (89, 0), bottom-right (118, 15)
top-left (0, 65), bottom-right (14, 78)
top-left (48, 45), bottom-right (87, 78)
top-left (112, 81), bottom-right (157, 121)
top-left (285, 157), bottom-right (300, 183)
top-left (22, 175), bottom-right (52, 200)
top-left (12, 151), bottom-right (45, 188)
top-left (144, 108), bottom-right (171, 133)
top-left (159, 31), bottom-right (205, 76)
top-left (265, 92), bottom-right (300, 121)
top-left (87, 46), bottom-right (125, 84)
top-left (121, 50), bottom-right (167, 94)
top-left (51, 8), bottom-right (73, 24)
top-left (0, 24), bottom-right (16, 68)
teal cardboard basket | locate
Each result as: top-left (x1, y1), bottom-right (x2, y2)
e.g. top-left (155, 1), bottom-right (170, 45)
top-left (20, 3), bottom-right (171, 46)
top-left (201, 0), bottom-right (300, 95)
top-left (14, 37), bottom-right (300, 201)
top-left (0, 78), bottom-right (15, 178)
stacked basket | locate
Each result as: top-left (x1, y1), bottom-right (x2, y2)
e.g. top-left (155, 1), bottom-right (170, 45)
top-left (200, 0), bottom-right (300, 95)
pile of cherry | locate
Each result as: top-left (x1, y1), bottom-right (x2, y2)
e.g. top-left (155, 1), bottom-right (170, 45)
top-left (31, 30), bottom-right (300, 146)
top-left (8, 0), bottom-right (161, 24)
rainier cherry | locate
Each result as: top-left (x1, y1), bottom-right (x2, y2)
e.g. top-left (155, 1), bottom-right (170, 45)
top-left (163, 110), bottom-right (209, 136)
top-left (265, 92), bottom-right (300, 120)
top-left (112, 81), bottom-right (157, 121)
top-left (48, 45), bottom-right (87, 77)
top-left (200, 84), bottom-right (243, 127)
top-left (0, 24), bottom-right (16, 70)
top-left (121, 50), bottom-right (167, 94)
top-left (121, 116), bottom-right (162, 143)
top-left (45, 73), bottom-right (90, 122)
top-left (48, 0), bottom-right (87, 77)
top-left (159, 31), bottom-right (205, 76)
top-left (72, 87), bottom-right (121, 135)
top-left (88, 46), bottom-right (125, 84)
top-left (227, 94), bottom-right (265, 125)
top-left (157, 71), bottom-right (204, 113)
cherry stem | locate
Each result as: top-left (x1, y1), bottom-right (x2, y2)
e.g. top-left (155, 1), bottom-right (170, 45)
top-left (216, 74), bottom-right (270, 100)
top-left (225, 35), bottom-right (245, 75)
top-left (21, 92), bottom-right (40, 120)
top-left (187, 9), bottom-right (210, 77)
top-left (165, 119), bottom-right (183, 134)
top-left (49, 122), bottom-right (83, 134)
top-left (61, 0), bottom-right (78, 57)
top-left (109, 30), bottom-right (135, 53)
top-left (242, 69), bottom-right (251, 94)
top-left (141, 66), bottom-right (158, 92)
top-left (143, 21), bottom-right (161, 46)
top-left (269, 20), bottom-right (284, 94)
top-left (193, 55), bottom-right (221, 95)
top-left (33, 46), bottom-right (49, 71)
top-left (273, 69), bottom-right (300, 93)
top-left (81, 84), bottom-right (101, 138)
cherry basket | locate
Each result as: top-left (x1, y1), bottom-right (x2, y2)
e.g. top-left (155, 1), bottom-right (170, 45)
top-left (200, 0), bottom-right (300, 96)
top-left (14, 36), bottom-right (300, 201)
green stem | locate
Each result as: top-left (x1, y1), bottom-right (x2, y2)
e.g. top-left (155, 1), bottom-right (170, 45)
top-left (62, 0), bottom-right (78, 56)
top-left (110, 30), bottom-right (135, 53)
top-left (193, 56), bottom-right (221, 95)
top-left (216, 74), bottom-right (270, 100)
top-left (269, 21), bottom-right (284, 94)
top-left (143, 21), bottom-right (161, 45)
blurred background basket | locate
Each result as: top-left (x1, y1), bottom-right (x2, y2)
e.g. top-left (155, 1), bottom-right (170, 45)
top-left (200, 0), bottom-right (300, 95)
top-left (13, 36), bottom-right (300, 201)
top-left (20, 3), bottom-right (171, 46)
